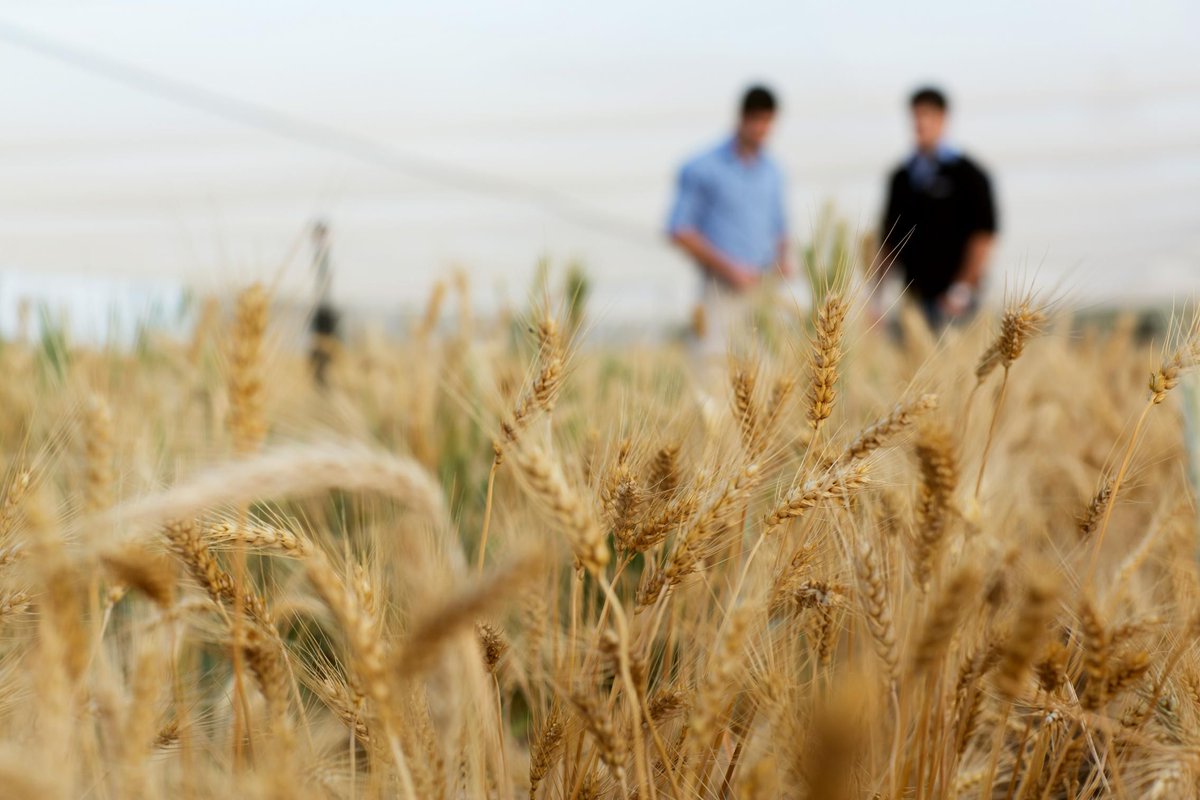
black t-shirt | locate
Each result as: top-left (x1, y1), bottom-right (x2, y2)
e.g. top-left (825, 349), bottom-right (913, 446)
top-left (881, 153), bottom-right (997, 300)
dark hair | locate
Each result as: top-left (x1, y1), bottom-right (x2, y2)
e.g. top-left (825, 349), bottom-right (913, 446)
top-left (910, 86), bottom-right (948, 111)
top-left (740, 85), bottom-right (777, 116)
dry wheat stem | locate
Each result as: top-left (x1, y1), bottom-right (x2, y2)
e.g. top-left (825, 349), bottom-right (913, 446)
top-left (99, 442), bottom-right (452, 549)
top-left (837, 394), bottom-right (938, 467)
top-left (477, 457), bottom-right (500, 574)
top-left (973, 366), bottom-right (1010, 500)
top-left (512, 444), bottom-right (609, 572)
top-left (1087, 400), bottom-right (1154, 582)
top-left (0, 276), bottom-right (1196, 798)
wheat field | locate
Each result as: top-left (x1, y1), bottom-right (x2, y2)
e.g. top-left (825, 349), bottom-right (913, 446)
top-left (0, 275), bottom-right (1197, 799)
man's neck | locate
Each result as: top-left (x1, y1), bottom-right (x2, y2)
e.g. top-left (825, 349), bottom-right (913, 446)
top-left (733, 136), bottom-right (761, 161)
top-left (916, 139), bottom-right (955, 160)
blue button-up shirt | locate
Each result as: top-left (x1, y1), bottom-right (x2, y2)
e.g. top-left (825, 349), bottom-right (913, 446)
top-left (667, 137), bottom-right (788, 271)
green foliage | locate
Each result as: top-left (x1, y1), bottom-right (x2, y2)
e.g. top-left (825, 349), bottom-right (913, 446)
top-left (564, 261), bottom-right (591, 337)
top-left (36, 304), bottom-right (70, 383)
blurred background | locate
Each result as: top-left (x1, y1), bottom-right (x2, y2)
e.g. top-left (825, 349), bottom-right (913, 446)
top-left (1, 1), bottom-right (1198, 339)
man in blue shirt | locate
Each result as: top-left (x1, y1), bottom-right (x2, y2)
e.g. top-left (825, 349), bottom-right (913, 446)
top-left (667, 86), bottom-right (791, 354)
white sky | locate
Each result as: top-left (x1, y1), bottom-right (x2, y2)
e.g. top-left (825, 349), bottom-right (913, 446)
top-left (1, 1), bottom-right (1198, 322)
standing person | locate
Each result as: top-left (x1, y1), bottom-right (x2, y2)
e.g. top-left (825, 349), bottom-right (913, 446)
top-left (880, 87), bottom-right (998, 330)
top-left (667, 85), bottom-right (791, 362)
top-left (309, 219), bottom-right (339, 386)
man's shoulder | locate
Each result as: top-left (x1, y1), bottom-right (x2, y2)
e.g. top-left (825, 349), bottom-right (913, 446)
top-left (888, 161), bottom-right (910, 185)
top-left (681, 140), bottom-right (730, 172)
top-left (949, 152), bottom-right (992, 181)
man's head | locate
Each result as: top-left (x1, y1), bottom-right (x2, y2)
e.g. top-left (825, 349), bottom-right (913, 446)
top-left (909, 86), bottom-right (949, 153)
top-left (736, 85), bottom-right (778, 152)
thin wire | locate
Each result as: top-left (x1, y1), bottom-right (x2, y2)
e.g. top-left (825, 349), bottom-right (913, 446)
top-left (0, 19), bottom-right (663, 249)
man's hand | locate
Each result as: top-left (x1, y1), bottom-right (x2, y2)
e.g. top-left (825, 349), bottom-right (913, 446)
top-left (938, 281), bottom-right (974, 319)
top-left (774, 240), bottom-right (795, 279)
top-left (670, 228), bottom-right (760, 292)
top-left (728, 267), bottom-right (761, 291)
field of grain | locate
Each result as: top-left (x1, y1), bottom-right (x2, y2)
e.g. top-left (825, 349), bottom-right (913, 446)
top-left (0, 277), bottom-right (1197, 799)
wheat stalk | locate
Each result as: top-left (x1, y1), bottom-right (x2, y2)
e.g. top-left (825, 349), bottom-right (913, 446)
top-left (511, 444), bottom-right (609, 572)
top-left (806, 292), bottom-right (848, 434)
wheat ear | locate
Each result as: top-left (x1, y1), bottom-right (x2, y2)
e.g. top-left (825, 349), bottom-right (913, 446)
top-left (806, 292), bottom-right (848, 435)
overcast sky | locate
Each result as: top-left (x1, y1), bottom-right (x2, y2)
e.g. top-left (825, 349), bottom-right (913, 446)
top-left (1, 1), bottom-right (1198, 322)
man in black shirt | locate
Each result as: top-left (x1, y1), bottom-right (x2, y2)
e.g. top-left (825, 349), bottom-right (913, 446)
top-left (880, 87), bottom-right (997, 329)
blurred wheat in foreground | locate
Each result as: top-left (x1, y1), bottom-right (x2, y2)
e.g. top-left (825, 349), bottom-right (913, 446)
top-left (0, 278), bottom-right (1197, 800)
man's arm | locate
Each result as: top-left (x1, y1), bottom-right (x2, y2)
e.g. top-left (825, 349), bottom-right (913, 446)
top-left (774, 238), bottom-right (793, 278)
top-left (955, 232), bottom-right (994, 289)
top-left (957, 164), bottom-right (997, 288)
top-left (666, 161), bottom-right (757, 290)
top-left (877, 171), bottom-right (906, 285)
top-left (940, 232), bottom-right (993, 317)
top-left (869, 170), bottom-right (909, 322)
top-left (771, 170), bottom-right (792, 278)
top-left (943, 164), bottom-right (998, 315)
top-left (670, 229), bottom-right (758, 290)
